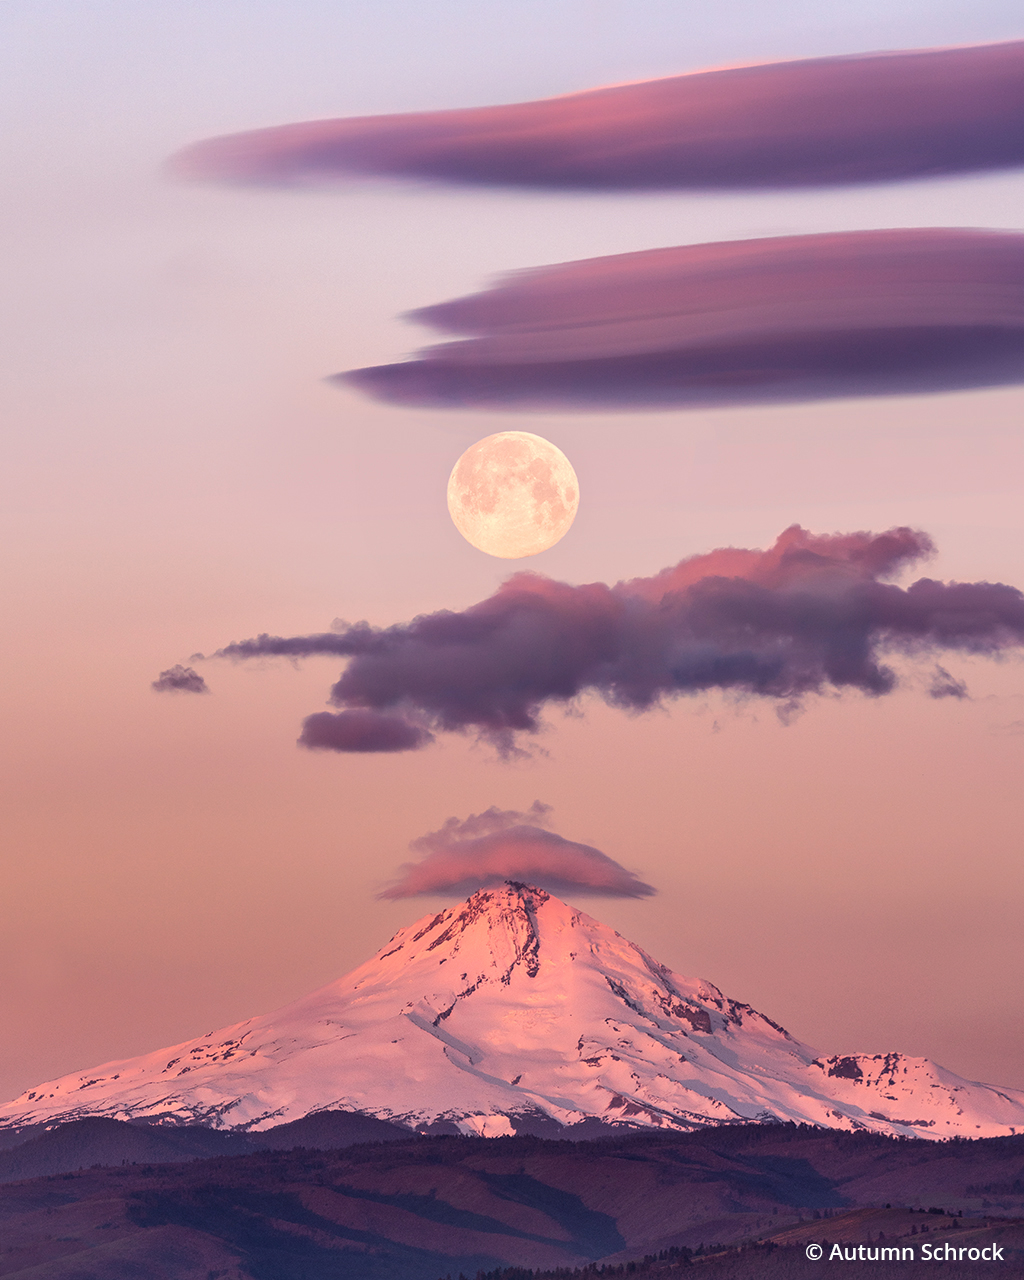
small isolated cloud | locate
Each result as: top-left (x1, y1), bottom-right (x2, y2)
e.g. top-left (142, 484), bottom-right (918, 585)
top-left (207, 524), bottom-right (1024, 755)
top-left (170, 41), bottom-right (1024, 191)
top-left (381, 803), bottom-right (655, 899)
top-left (298, 709), bottom-right (431, 753)
top-left (152, 665), bottom-right (208, 694)
top-left (341, 228), bottom-right (1024, 411)
top-left (928, 666), bottom-right (969, 700)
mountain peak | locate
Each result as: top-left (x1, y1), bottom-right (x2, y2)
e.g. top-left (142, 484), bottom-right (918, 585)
top-left (3, 885), bottom-right (1023, 1141)
top-left (368, 880), bottom-right (575, 980)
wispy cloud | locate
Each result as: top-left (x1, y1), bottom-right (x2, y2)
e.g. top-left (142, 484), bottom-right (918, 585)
top-left (928, 666), bottom-right (969, 700)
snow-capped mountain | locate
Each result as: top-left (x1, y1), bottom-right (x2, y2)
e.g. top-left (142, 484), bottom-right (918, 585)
top-left (3, 883), bottom-right (1022, 1140)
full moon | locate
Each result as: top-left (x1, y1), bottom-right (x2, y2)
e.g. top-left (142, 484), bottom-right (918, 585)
top-left (447, 432), bottom-right (579, 558)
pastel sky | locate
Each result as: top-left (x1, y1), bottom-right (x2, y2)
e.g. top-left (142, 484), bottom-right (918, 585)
top-left (2, 0), bottom-right (1024, 1108)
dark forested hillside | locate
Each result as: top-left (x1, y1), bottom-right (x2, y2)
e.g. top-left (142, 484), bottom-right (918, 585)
top-left (1, 1125), bottom-right (1023, 1279)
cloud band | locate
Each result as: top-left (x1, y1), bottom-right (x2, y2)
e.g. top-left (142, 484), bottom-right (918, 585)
top-left (340, 229), bottom-right (1024, 411)
top-left (208, 525), bottom-right (1024, 753)
top-left (171, 41), bottom-right (1024, 191)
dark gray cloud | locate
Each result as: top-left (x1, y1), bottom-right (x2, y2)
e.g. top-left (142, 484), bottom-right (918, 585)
top-left (340, 228), bottom-right (1024, 411)
top-left (152, 665), bottom-right (208, 695)
top-left (170, 41), bottom-right (1024, 191)
top-left (381, 803), bottom-right (655, 899)
top-left (298, 709), bottom-right (432, 752)
top-left (206, 525), bottom-right (1024, 754)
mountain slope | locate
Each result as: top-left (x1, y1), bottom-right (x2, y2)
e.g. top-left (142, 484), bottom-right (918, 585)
top-left (0, 1111), bottom-right (414, 1184)
top-left (2, 884), bottom-right (1021, 1140)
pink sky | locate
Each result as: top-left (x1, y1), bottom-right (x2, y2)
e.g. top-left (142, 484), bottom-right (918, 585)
top-left (1, 1), bottom-right (1023, 1108)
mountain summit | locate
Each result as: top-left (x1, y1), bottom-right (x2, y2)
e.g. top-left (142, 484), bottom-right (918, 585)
top-left (3, 883), bottom-right (1021, 1140)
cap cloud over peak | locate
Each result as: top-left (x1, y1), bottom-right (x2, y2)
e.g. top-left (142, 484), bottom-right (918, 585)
top-left (381, 804), bottom-right (655, 899)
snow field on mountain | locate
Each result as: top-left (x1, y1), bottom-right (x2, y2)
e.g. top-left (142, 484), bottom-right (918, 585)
top-left (3, 884), bottom-right (1021, 1140)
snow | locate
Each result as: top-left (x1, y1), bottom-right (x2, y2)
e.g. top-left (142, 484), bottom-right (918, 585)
top-left (2, 883), bottom-right (1021, 1141)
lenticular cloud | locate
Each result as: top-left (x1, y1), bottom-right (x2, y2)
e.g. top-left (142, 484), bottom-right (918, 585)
top-left (342, 228), bottom-right (1024, 411)
top-left (171, 41), bottom-right (1024, 191)
top-left (381, 803), bottom-right (655, 899)
top-left (206, 525), bottom-right (1024, 754)
top-left (299, 709), bottom-right (432, 753)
